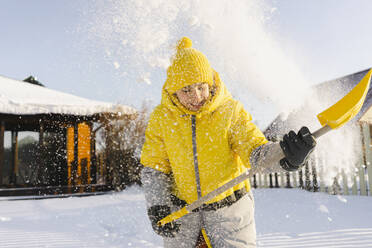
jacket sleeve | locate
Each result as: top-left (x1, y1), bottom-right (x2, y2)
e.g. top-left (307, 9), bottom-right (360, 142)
top-left (249, 141), bottom-right (288, 174)
top-left (140, 107), bottom-right (172, 174)
top-left (141, 167), bottom-right (173, 207)
top-left (229, 102), bottom-right (268, 168)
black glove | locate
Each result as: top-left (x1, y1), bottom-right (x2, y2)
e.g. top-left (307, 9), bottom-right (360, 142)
top-left (147, 205), bottom-right (180, 238)
top-left (279, 126), bottom-right (316, 171)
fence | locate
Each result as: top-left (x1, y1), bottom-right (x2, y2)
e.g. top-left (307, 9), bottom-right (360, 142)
top-left (250, 159), bottom-right (372, 196)
top-left (251, 122), bottom-right (372, 196)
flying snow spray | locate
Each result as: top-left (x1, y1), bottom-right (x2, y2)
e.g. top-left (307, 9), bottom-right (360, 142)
top-left (79, 0), bottom-right (363, 187)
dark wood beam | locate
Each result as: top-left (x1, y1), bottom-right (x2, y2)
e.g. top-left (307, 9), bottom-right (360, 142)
top-left (34, 123), bottom-right (45, 187)
top-left (89, 123), bottom-right (97, 184)
top-left (10, 131), bottom-right (18, 185)
top-left (0, 121), bottom-right (4, 185)
top-left (74, 123), bottom-right (79, 186)
top-left (39, 123), bottom-right (44, 146)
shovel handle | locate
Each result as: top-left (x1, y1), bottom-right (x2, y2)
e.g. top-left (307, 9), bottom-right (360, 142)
top-left (158, 171), bottom-right (251, 226)
top-left (312, 125), bottom-right (332, 139)
top-left (159, 125), bottom-right (331, 226)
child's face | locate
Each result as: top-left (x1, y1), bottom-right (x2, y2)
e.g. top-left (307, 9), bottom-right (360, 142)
top-left (175, 83), bottom-right (210, 112)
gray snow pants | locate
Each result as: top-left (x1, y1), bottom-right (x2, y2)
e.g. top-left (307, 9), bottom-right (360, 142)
top-left (163, 191), bottom-right (256, 248)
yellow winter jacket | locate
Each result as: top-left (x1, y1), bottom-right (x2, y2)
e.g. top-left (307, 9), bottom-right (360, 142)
top-left (141, 72), bottom-right (267, 204)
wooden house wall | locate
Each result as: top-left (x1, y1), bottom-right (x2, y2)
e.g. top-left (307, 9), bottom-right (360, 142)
top-left (0, 113), bottom-right (102, 195)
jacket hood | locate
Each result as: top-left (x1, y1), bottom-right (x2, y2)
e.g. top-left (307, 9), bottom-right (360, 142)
top-left (161, 70), bottom-right (232, 117)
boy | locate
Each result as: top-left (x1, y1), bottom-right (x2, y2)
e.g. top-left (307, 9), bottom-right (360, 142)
top-left (141, 37), bottom-right (316, 248)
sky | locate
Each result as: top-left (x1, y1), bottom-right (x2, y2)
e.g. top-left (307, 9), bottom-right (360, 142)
top-left (1, 0), bottom-right (372, 129)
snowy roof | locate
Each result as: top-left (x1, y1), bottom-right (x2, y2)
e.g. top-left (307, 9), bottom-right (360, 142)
top-left (0, 75), bottom-right (135, 116)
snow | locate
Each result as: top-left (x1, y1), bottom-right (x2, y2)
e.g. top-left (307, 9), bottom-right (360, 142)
top-left (81, 0), bottom-right (313, 128)
top-left (0, 187), bottom-right (371, 247)
top-left (0, 75), bottom-right (135, 116)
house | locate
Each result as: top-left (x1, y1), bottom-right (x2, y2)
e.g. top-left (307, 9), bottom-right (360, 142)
top-left (0, 75), bottom-right (135, 196)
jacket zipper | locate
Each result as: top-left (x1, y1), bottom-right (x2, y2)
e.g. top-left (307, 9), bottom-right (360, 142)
top-left (191, 115), bottom-right (202, 199)
top-left (191, 115), bottom-right (209, 245)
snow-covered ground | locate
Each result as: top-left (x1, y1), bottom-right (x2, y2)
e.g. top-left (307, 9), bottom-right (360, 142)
top-left (0, 187), bottom-right (371, 248)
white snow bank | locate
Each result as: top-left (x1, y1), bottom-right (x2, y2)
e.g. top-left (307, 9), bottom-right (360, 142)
top-left (254, 189), bottom-right (372, 247)
top-left (0, 187), bottom-right (371, 247)
top-left (0, 75), bottom-right (135, 116)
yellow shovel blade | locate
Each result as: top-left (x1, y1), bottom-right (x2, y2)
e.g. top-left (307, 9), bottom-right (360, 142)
top-left (317, 69), bottom-right (372, 129)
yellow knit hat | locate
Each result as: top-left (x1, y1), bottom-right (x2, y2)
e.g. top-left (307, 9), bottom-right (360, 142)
top-left (164, 37), bottom-right (214, 94)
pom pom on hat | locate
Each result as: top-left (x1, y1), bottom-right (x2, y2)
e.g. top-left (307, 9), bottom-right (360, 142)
top-left (165, 37), bottom-right (214, 94)
top-left (176, 37), bottom-right (193, 50)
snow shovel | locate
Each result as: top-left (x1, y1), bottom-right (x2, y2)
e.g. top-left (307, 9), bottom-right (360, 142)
top-left (159, 68), bottom-right (372, 227)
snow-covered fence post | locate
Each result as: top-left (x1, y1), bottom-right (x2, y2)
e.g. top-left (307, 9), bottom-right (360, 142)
top-left (341, 169), bottom-right (349, 195)
top-left (292, 171), bottom-right (298, 188)
top-left (311, 161), bottom-right (319, 192)
top-left (253, 173), bottom-right (258, 188)
top-left (260, 173), bottom-right (265, 188)
top-left (318, 163), bottom-right (326, 193)
top-left (313, 154), bottom-right (324, 192)
top-left (252, 174), bottom-right (257, 188)
top-left (262, 173), bottom-right (266, 188)
top-left (257, 173), bottom-right (262, 188)
top-left (304, 162), bottom-right (312, 191)
top-left (351, 173), bottom-right (358, 195)
top-left (368, 164), bottom-right (372, 196)
top-left (285, 172), bottom-right (291, 188)
top-left (367, 164), bottom-right (372, 196)
top-left (358, 164), bottom-right (367, 196)
top-left (368, 163), bottom-right (372, 196)
top-left (279, 172), bottom-right (285, 187)
top-left (361, 122), bottom-right (372, 196)
top-left (298, 168), bottom-right (304, 189)
top-left (263, 173), bottom-right (269, 188)
top-left (258, 174), bottom-right (261, 188)
top-left (274, 173), bottom-right (279, 188)
top-left (262, 173), bottom-right (268, 188)
top-left (269, 174), bottom-right (273, 188)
